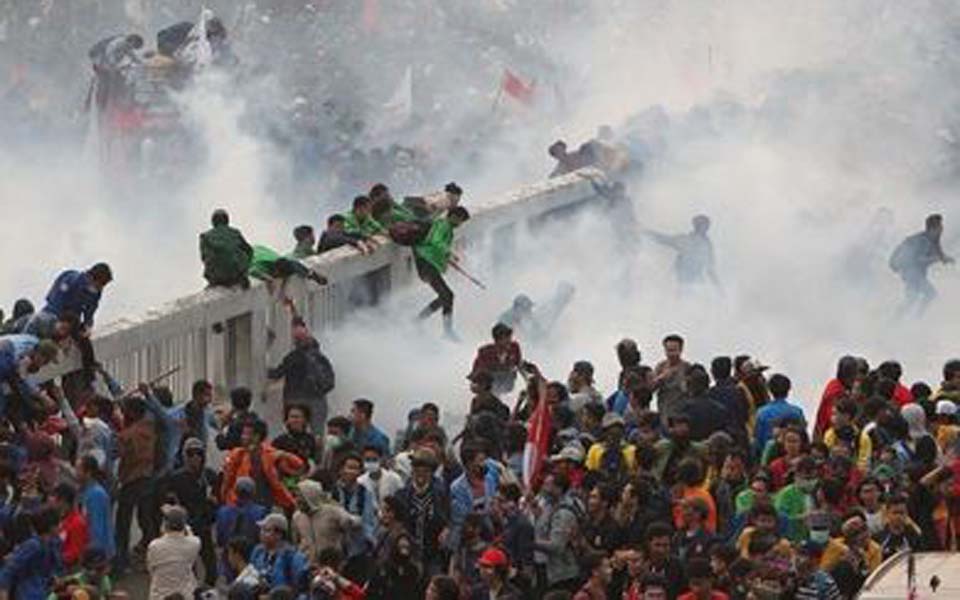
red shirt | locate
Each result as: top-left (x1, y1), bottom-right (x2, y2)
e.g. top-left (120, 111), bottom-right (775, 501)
top-left (815, 379), bottom-right (848, 438)
top-left (470, 342), bottom-right (522, 378)
top-left (893, 384), bottom-right (914, 407)
top-left (59, 508), bottom-right (89, 568)
top-left (678, 592), bottom-right (729, 600)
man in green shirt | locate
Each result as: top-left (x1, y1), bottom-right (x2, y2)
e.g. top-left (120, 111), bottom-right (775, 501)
top-left (288, 225), bottom-right (316, 260)
top-left (413, 206), bottom-right (470, 339)
top-left (249, 245), bottom-right (327, 290)
top-left (199, 209), bottom-right (254, 288)
top-left (343, 195), bottom-right (387, 239)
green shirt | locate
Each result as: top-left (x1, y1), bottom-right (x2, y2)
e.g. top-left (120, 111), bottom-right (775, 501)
top-left (414, 218), bottom-right (454, 272)
top-left (774, 483), bottom-right (814, 542)
top-left (249, 245), bottom-right (282, 281)
top-left (288, 242), bottom-right (316, 260)
top-left (344, 210), bottom-right (386, 237)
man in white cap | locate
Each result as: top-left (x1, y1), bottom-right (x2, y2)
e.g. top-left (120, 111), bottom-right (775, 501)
top-left (934, 400), bottom-right (959, 451)
top-left (147, 505), bottom-right (200, 600)
top-left (249, 513), bottom-right (310, 591)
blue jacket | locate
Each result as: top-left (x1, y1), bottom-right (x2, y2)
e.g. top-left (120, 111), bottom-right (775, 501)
top-left (753, 398), bottom-right (806, 455)
top-left (81, 482), bottom-right (115, 559)
top-left (43, 270), bottom-right (101, 328)
top-left (0, 336), bottom-right (41, 415)
top-left (447, 459), bottom-right (501, 550)
top-left (349, 424), bottom-right (391, 457)
top-left (333, 482), bottom-right (378, 558)
top-left (0, 535), bottom-right (63, 600)
top-left (249, 543), bottom-right (309, 590)
top-left (214, 501), bottom-right (270, 546)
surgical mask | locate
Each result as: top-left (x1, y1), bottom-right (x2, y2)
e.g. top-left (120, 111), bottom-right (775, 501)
top-left (364, 460), bottom-right (380, 474)
top-left (810, 528), bottom-right (830, 544)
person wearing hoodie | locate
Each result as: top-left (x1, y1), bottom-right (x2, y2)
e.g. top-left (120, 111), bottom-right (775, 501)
top-left (291, 479), bottom-right (362, 562)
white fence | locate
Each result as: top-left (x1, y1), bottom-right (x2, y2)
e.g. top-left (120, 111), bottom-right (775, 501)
top-left (44, 168), bottom-right (608, 405)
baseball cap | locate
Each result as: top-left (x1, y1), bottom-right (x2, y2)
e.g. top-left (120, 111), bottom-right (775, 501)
top-left (741, 359), bottom-right (769, 374)
top-left (183, 438), bottom-right (205, 453)
top-left (550, 445), bottom-right (585, 464)
top-left (258, 513), bottom-right (289, 533)
top-left (601, 412), bottom-right (625, 430)
top-left (937, 400), bottom-right (957, 416)
top-left (478, 547), bottom-right (509, 568)
top-left (162, 505), bottom-right (188, 531)
top-left (235, 476), bottom-right (256, 496)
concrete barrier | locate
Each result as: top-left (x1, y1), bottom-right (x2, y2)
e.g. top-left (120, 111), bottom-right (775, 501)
top-left (42, 168), bottom-right (608, 404)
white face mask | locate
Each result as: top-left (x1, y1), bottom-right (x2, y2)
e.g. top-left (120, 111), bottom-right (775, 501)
top-left (364, 460), bottom-right (380, 474)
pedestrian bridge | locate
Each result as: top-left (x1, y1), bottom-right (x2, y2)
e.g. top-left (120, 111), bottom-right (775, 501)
top-left (44, 168), bottom-right (609, 407)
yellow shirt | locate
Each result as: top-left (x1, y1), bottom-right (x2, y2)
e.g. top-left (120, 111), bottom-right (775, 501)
top-left (820, 538), bottom-right (882, 573)
top-left (823, 427), bottom-right (872, 471)
top-left (585, 442), bottom-right (637, 473)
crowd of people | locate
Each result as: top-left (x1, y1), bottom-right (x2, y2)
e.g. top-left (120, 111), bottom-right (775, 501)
top-left (3, 247), bottom-right (960, 600)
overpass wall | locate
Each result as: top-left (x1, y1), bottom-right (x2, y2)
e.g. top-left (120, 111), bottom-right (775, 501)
top-left (44, 168), bottom-right (607, 403)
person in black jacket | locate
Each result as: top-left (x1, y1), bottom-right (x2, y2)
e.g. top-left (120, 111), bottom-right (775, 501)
top-left (273, 404), bottom-right (317, 463)
top-left (395, 450), bottom-right (450, 578)
top-left (267, 317), bottom-right (334, 434)
top-left (680, 366), bottom-right (733, 442)
top-left (216, 387), bottom-right (258, 451)
top-left (160, 437), bottom-right (219, 585)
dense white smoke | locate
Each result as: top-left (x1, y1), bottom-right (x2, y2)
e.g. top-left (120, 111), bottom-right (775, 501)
top-left (3, 1), bottom-right (960, 431)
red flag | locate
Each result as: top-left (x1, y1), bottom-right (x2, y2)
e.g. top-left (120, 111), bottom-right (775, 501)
top-left (501, 69), bottom-right (535, 105)
top-left (362, 0), bottom-right (380, 34)
top-left (522, 378), bottom-right (551, 489)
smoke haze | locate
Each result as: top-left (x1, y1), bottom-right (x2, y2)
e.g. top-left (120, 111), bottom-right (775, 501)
top-left (3, 1), bottom-right (960, 430)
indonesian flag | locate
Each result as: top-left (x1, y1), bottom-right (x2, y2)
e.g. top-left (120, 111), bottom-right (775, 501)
top-left (501, 69), bottom-right (535, 105)
top-left (522, 378), bottom-right (551, 489)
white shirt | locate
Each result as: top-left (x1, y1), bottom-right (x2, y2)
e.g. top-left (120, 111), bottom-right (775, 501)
top-left (358, 468), bottom-right (404, 506)
top-left (147, 532), bottom-right (201, 600)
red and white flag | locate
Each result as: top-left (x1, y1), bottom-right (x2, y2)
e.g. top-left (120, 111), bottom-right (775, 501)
top-left (522, 378), bottom-right (551, 489)
top-left (501, 69), bottom-right (535, 105)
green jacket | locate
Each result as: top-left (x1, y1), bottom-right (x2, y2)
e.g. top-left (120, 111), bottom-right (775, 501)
top-left (200, 224), bottom-right (253, 285)
top-left (249, 245), bottom-right (282, 281)
top-left (414, 218), bottom-right (455, 272)
top-left (344, 210), bottom-right (386, 238)
top-left (774, 483), bottom-right (813, 542)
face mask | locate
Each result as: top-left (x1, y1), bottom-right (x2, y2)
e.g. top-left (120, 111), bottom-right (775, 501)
top-left (364, 460), bottom-right (380, 474)
top-left (326, 435), bottom-right (344, 451)
top-left (810, 529), bottom-right (830, 544)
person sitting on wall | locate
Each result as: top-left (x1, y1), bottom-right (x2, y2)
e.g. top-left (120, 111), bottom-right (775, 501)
top-left (200, 209), bottom-right (254, 289)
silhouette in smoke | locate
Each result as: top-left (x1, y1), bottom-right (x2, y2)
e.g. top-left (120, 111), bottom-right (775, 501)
top-left (644, 215), bottom-right (721, 289)
top-left (889, 213), bottom-right (954, 317)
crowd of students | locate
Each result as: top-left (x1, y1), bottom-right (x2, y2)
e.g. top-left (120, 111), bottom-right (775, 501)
top-left (3, 259), bottom-right (960, 600)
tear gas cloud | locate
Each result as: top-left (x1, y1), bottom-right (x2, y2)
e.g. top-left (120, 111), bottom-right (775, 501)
top-left (2, 1), bottom-right (960, 430)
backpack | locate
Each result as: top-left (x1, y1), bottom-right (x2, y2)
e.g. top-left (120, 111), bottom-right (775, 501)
top-left (303, 347), bottom-right (335, 398)
top-left (388, 221), bottom-right (430, 246)
top-left (599, 443), bottom-right (630, 483)
top-left (550, 499), bottom-right (587, 553)
top-left (230, 507), bottom-right (261, 545)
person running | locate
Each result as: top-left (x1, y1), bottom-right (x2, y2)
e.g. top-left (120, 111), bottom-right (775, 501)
top-left (889, 213), bottom-right (954, 316)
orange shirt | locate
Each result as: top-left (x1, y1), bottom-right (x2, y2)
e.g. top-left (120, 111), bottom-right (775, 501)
top-left (673, 486), bottom-right (718, 534)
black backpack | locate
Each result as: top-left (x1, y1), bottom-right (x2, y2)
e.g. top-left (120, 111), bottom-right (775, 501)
top-left (388, 221), bottom-right (430, 246)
